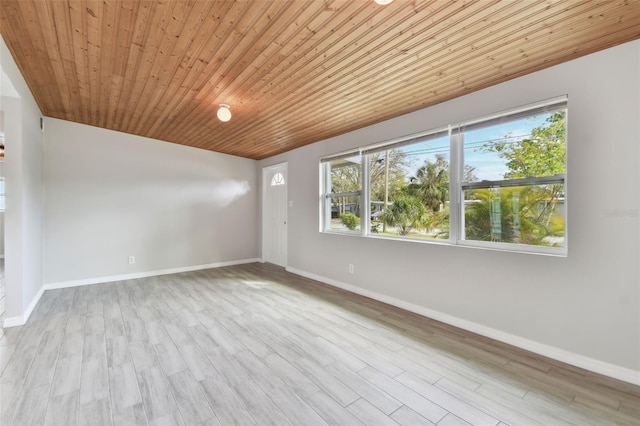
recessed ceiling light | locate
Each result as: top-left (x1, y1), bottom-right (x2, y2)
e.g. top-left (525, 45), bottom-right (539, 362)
top-left (374, 0), bottom-right (394, 4)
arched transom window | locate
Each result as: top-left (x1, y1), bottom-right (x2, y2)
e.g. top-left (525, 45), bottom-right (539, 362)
top-left (271, 172), bottom-right (285, 186)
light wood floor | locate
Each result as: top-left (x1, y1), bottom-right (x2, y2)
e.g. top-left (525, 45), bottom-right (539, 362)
top-left (0, 263), bottom-right (638, 426)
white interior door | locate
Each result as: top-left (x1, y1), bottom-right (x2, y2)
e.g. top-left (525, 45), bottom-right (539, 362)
top-left (262, 163), bottom-right (287, 266)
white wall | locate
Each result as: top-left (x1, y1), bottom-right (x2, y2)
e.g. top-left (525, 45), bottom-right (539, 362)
top-left (43, 119), bottom-right (258, 284)
top-left (0, 36), bottom-right (45, 323)
top-left (0, 211), bottom-right (4, 257)
top-left (0, 160), bottom-right (5, 257)
top-left (260, 41), bottom-right (640, 383)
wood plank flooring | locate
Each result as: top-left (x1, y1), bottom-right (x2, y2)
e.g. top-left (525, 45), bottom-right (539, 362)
top-left (0, 262), bottom-right (638, 426)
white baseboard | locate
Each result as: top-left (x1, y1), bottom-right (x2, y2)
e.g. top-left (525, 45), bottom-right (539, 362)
top-left (44, 258), bottom-right (261, 290)
top-left (3, 315), bottom-right (25, 328)
top-left (2, 258), bottom-right (260, 328)
top-left (2, 285), bottom-right (45, 328)
top-left (286, 266), bottom-right (640, 387)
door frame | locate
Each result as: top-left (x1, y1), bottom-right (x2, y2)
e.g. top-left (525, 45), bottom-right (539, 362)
top-left (261, 162), bottom-right (288, 266)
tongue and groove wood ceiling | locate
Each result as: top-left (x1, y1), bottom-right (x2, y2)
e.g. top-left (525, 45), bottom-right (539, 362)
top-left (1, 1), bottom-right (639, 160)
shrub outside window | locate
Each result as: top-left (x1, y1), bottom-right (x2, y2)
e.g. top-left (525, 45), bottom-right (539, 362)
top-left (320, 97), bottom-right (567, 255)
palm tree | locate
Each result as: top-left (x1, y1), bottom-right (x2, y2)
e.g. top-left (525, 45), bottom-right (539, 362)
top-left (382, 195), bottom-right (428, 236)
top-left (464, 187), bottom-right (562, 245)
top-left (406, 154), bottom-right (449, 212)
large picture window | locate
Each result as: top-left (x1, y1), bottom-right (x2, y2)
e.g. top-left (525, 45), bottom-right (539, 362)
top-left (320, 98), bottom-right (567, 255)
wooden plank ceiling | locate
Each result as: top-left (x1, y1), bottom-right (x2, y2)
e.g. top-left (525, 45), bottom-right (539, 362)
top-left (1, 0), bottom-right (639, 160)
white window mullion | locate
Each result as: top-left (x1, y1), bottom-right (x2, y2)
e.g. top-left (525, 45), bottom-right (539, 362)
top-left (449, 129), bottom-right (463, 243)
top-left (362, 154), bottom-right (370, 236)
top-left (323, 162), bottom-right (331, 231)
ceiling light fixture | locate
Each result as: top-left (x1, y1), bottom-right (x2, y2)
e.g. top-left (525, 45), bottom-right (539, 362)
top-left (217, 104), bottom-right (231, 122)
top-left (374, 0), bottom-right (393, 4)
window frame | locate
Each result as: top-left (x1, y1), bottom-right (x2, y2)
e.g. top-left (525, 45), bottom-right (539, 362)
top-left (366, 128), bottom-right (452, 241)
top-left (321, 151), bottom-right (364, 233)
top-left (454, 98), bottom-right (567, 255)
top-left (320, 97), bottom-right (568, 256)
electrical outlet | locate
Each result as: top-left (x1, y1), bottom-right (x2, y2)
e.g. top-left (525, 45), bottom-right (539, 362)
top-left (349, 264), bottom-right (354, 274)
top-left (128, 256), bottom-right (135, 264)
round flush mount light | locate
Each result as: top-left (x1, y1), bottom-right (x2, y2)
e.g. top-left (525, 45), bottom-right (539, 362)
top-left (217, 104), bottom-right (231, 122)
top-left (374, 0), bottom-right (393, 4)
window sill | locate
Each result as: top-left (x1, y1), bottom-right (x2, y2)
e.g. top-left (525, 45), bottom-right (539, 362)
top-left (321, 229), bottom-right (567, 257)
